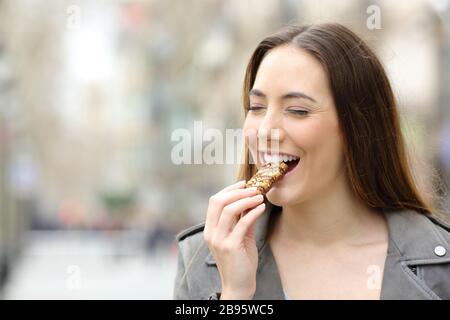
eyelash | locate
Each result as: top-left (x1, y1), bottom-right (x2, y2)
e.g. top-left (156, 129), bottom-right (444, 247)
top-left (248, 106), bottom-right (309, 116)
top-left (248, 106), bottom-right (265, 112)
top-left (288, 109), bottom-right (309, 116)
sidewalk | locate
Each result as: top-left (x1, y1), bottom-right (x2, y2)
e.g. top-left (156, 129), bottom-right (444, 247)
top-left (2, 230), bottom-right (177, 299)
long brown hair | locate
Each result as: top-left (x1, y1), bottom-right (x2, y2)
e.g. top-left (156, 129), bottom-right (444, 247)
top-left (237, 23), bottom-right (439, 216)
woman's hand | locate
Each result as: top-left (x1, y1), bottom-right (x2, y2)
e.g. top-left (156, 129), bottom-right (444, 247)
top-left (203, 180), bottom-right (266, 300)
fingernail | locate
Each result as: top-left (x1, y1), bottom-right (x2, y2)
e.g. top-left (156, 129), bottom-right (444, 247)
top-left (247, 187), bottom-right (258, 192)
top-left (254, 194), bottom-right (264, 201)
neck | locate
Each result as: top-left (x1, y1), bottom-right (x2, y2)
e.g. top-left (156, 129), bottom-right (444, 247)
top-left (272, 173), bottom-right (387, 247)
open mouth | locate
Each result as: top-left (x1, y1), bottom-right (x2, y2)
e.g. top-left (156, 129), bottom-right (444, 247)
top-left (285, 158), bottom-right (300, 173)
top-left (259, 152), bottom-right (301, 173)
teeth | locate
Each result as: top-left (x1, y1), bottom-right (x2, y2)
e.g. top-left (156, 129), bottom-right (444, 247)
top-left (261, 153), bottom-right (299, 164)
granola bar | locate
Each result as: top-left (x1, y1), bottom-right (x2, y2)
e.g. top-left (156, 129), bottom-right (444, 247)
top-left (245, 162), bottom-right (288, 195)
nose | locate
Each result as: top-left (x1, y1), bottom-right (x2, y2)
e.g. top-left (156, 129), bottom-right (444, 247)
top-left (257, 110), bottom-right (285, 150)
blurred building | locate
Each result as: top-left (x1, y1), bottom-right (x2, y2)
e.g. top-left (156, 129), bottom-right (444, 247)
top-left (0, 0), bottom-right (449, 298)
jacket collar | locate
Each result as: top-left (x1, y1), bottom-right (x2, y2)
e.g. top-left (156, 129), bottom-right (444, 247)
top-left (205, 203), bottom-right (450, 299)
top-left (383, 208), bottom-right (450, 261)
top-left (381, 209), bottom-right (450, 299)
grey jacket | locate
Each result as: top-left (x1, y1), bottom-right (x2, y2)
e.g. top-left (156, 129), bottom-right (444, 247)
top-left (173, 204), bottom-right (450, 300)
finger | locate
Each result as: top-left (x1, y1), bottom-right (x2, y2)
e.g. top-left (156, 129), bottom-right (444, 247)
top-left (214, 194), bottom-right (264, 240)
top-left (217, 180), bottom-right (246, 195)
top-left (217, 187), bottom-right (259, 208)
top-left (229, 202), bottom-right (266, 242)
top-left (205, 187), bottom-right (259, 231)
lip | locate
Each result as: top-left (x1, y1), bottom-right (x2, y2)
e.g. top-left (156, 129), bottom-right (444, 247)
top-left (257, 151), bottom-right (301, 166)
top-left (284, 158), bottom-right (301, 176)
top-left (269, 157), bottom-right (301, 190)
top-left (258, 150), bottom-right (300, 158)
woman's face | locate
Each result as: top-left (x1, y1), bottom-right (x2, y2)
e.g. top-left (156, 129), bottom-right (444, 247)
top-left (243, 45), bottom-right (345, 206)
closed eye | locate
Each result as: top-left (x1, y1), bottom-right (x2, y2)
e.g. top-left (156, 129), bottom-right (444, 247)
top-left (248, 105), bottom-right (266, 112)
top-left (287, 109), bottom-right (309, 116)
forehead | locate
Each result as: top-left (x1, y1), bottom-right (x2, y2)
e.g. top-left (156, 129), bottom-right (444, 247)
top-left (252, 45), bottom-right (329, 98)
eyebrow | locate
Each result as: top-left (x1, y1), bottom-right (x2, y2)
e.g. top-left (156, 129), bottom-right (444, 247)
top-left (249, 89), bottom-right (317, 103)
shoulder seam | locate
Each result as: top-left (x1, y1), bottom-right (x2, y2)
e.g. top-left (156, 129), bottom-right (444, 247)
top-left (176, 222), bottom-right (205, 242)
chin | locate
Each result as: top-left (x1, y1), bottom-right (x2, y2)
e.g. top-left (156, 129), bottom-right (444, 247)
top-left (265, 186), bottom-right (300, 207)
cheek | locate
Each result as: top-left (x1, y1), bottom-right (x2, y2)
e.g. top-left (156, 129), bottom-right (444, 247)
top-left (287, 120), bottom-right (328, 149)
top-left (243, 116), bottom-right (261, 154)
top-left (243, 115), bottom-right (259, 132)
top-left (243, 116), bottom-right (263, 140)
top-left (288, 118), bottom-right (343, 160)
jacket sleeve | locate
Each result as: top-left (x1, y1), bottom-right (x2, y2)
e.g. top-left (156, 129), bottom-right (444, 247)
top-left (173, 241), bottom-right (190, 299)
top-left (173, 225), bottom-right (223, 300)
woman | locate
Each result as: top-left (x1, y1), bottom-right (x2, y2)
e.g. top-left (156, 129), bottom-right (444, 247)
top-left (173, 23), bottom-right (450, 300)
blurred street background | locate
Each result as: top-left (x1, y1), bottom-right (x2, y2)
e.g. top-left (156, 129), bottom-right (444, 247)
top-left (0, 0), bottom-right (450, 299)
